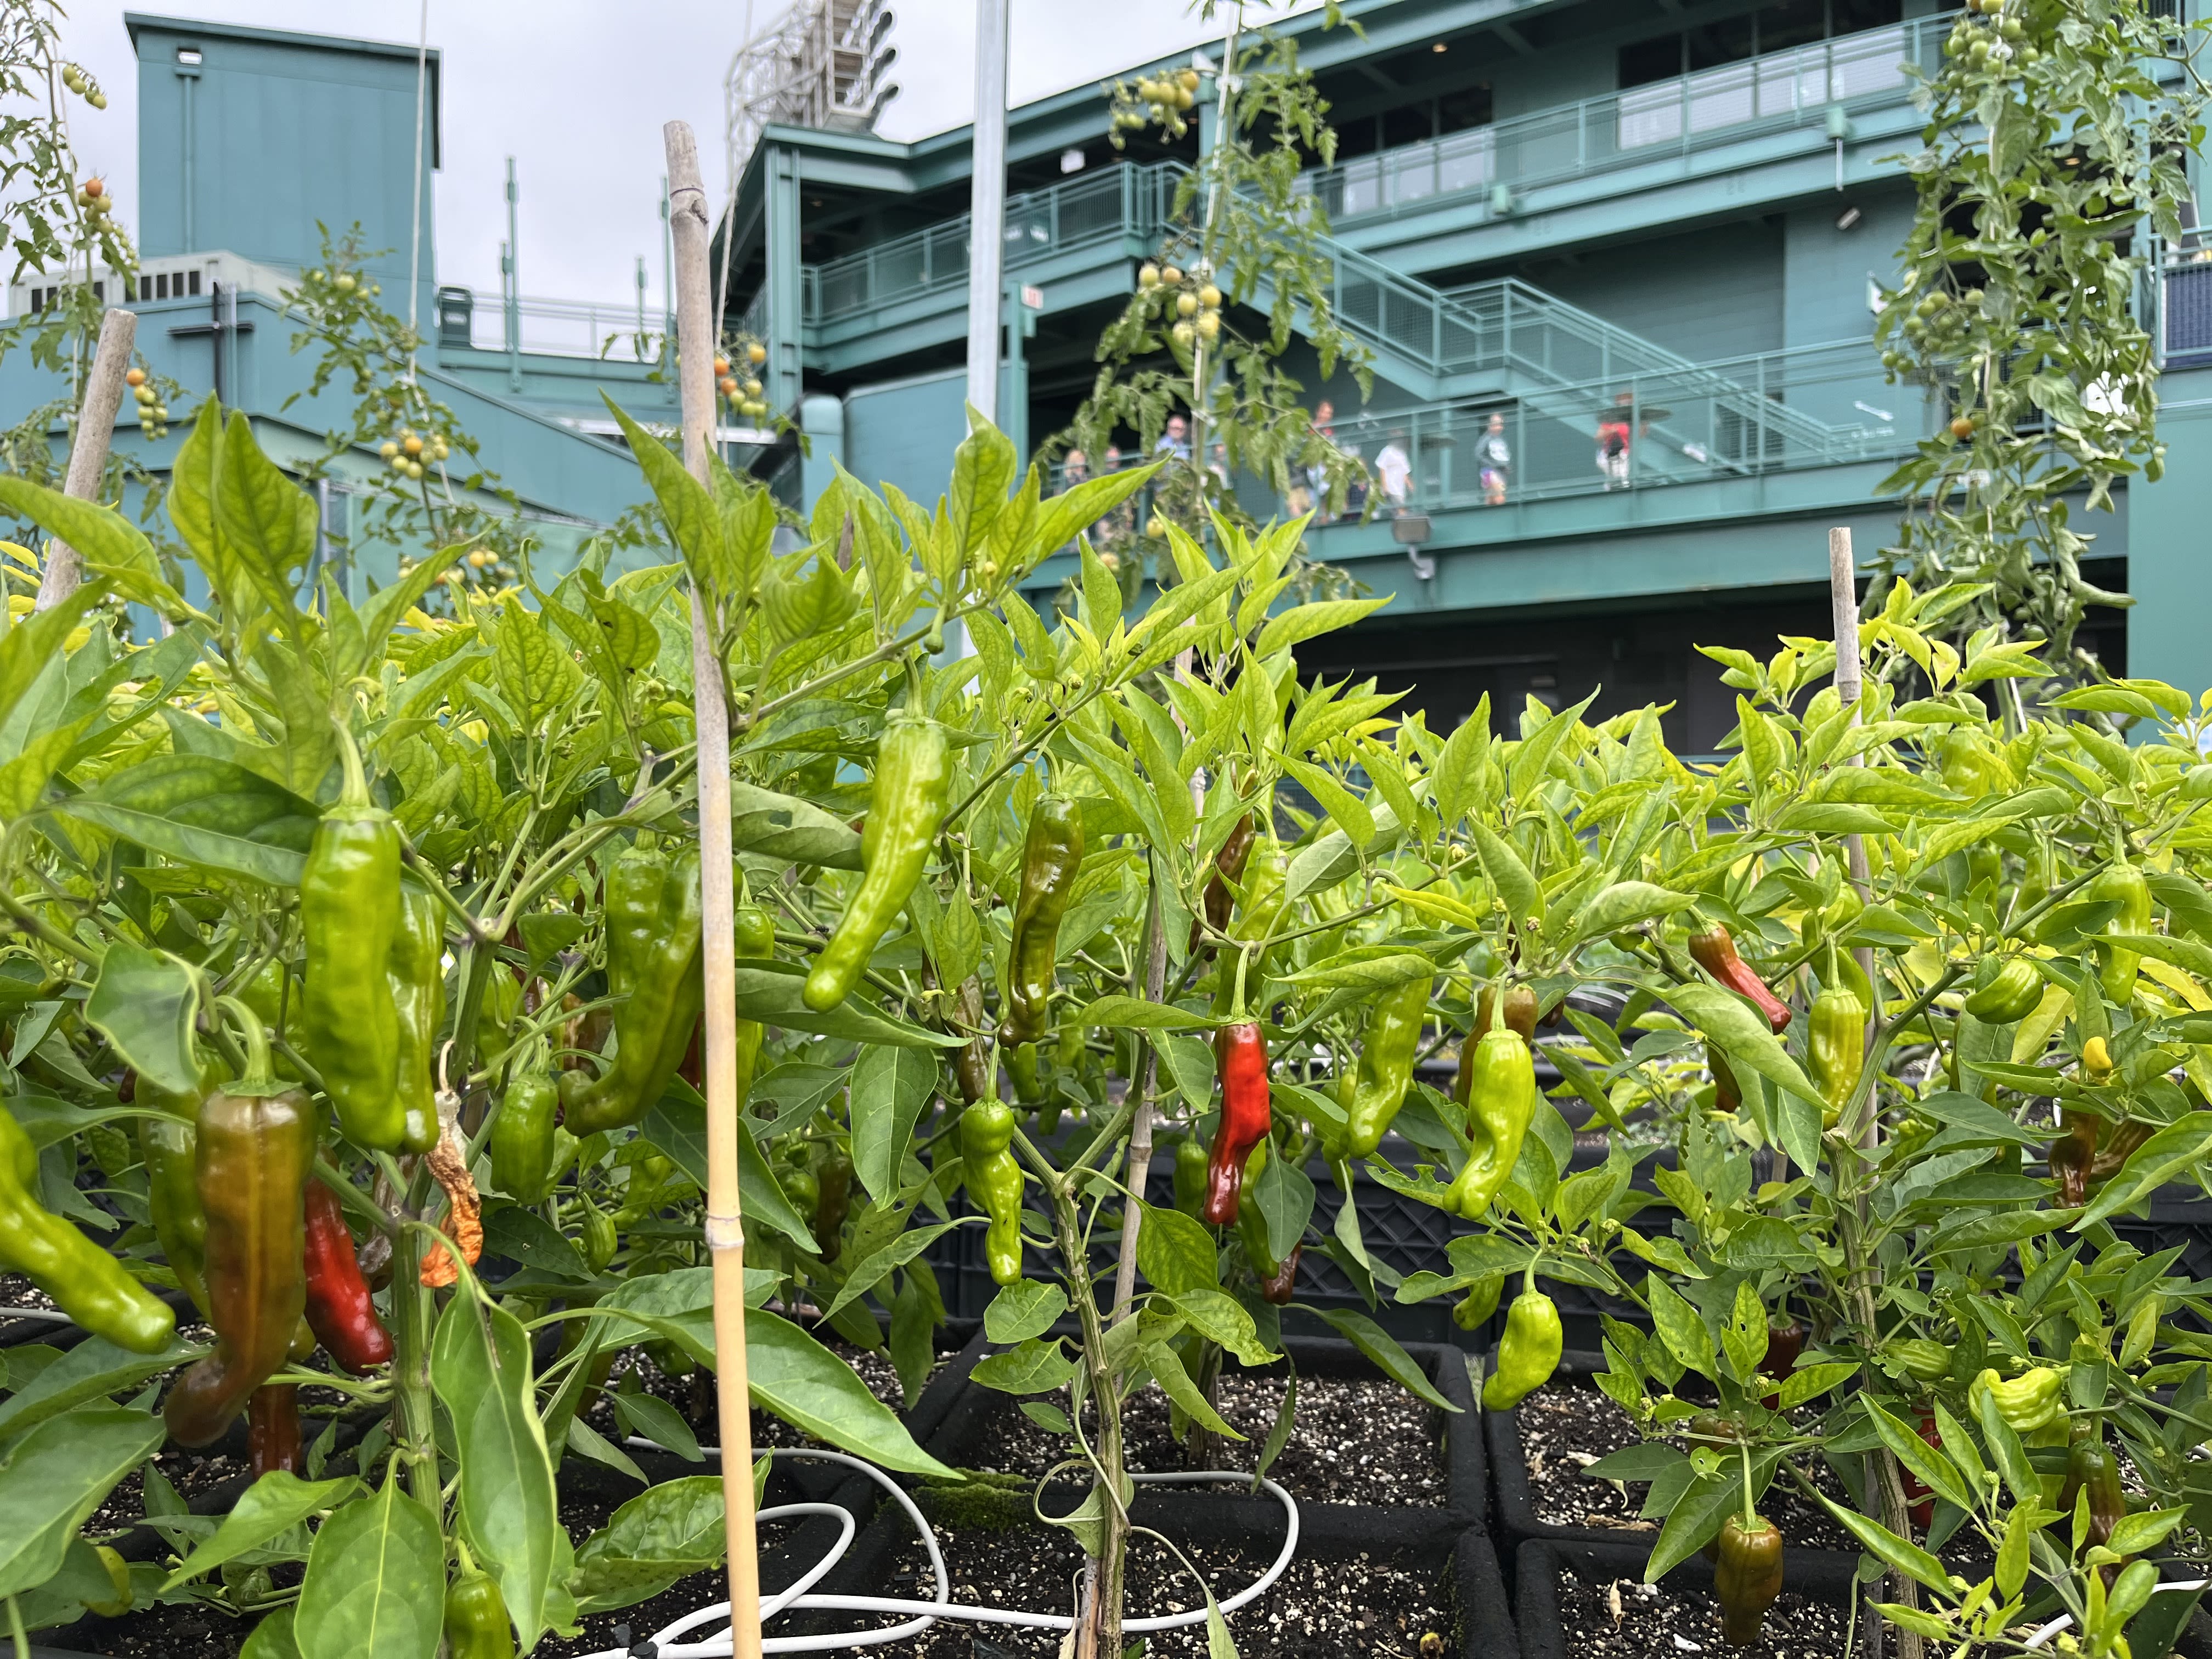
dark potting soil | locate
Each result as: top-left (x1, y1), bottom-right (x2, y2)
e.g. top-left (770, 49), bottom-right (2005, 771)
top-left (0, 1271), bottom-right (61, 1312)
top-left (1551, 1564), bottom-right (1853, 1659)
top-left (1516, 1380), bottom-right (1854, 1551)
top-left (972, 1372), bottom-right (1447, 1506)
top-left (587, 1526), bottom-right (1452, 1658)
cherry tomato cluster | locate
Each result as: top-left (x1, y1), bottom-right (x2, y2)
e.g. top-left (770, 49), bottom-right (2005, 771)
top-left (1945, 0), bottom-right (2044, 73)
top-left (378, 427), bottom-right (450, 482)
top-left (716, 340), bottom-right (771, 421)
top-left (60, 62), bottom-right (108, 108)
top-left (1109, 65), bottom-right (1203, 146)
top-left (1137, 258), bottom-right (1223, 351)
top-left (122, 365), bottom-right (172, 439)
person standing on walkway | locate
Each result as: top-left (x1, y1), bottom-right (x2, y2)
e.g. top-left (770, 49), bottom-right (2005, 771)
top-left (1596, 392), bottom-right (1637, 490)
top-left (1475, 411), bottom-right (1511, 506)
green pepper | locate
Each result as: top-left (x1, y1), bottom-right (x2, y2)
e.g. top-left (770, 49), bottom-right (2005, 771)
top-left (302, 736), bottom-right (406, 1150)
top-left (1936, 728), bottom-right (2008, 798)
top-left (1234, 1139), bottom-right (1300, 1304)
top-left (1211, 840), bottom-right (1289, 1014)
top-left (961, 1100), bottom-right (1023, 1285)
top-left (1481, 1283), bottom-right (1562, 1409)
top-left (444, 1560), bottom-right (515, 1659)
top-left (1001, 794), bottom-right (1085, 1048)
top-left (577, 1191), bottom-right (618, 1274)
top-left (1172, 1135), bottom-right (1209, 1218)
top-left (1888, 1337), bottom-right (1953, 1383)
top-left (734, 902), bottom-right (776, 1108)
top-left (1808, 978), bottom-right (1867, 1130)
top-left (561, 845), bottom-right (703, 1135)
top-left (1970, 1364), bottom-right (2065, 1434)
top-left (804, 713), bottom-right (950, 1011)
top-left (492, 1068), bottom-right (560, 1205)
top-left (2087, 864), bottom-right (2153, 1007)
top-left (1339, 970), bottom-right (1436, 1158)
top-left (780, 1161), bottom-right (821, 1222)
top-left (1965, 957), bottom-right (2045, 1024)
top-left (812, 1144), bottom-right (853, 1263)
top-left (164, 1002), bottom-right (314, 1444)
top-left (1455, 985), bottom-right (1536, 1105)
top-left (1443, 1027), bottom-right (1536, 1222)
top-left (390, 886), bottom-right (446, 1154)
top-left (0, 1103), bottom-right (173, 1353)
top-left (136, 1064), bottom-right (215, 1316)
top-left (2059, 1430), bottom-right (2125, 1551)
top-left (1452, 1271), bottom-right (1504, 1333)
top-left (1714, 1511), bottom-right (1785, 1645)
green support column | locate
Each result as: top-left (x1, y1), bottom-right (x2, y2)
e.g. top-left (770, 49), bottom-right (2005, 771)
top-left (800, 393), bottom-right (844, 515)
top-left (2124, 369), bottom-right (2212, 706)
top-left (765, 141), bottom-right (805, 419)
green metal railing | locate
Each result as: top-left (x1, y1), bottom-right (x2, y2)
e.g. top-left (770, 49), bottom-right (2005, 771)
top-left (1302, 16), bottom-right (1942, 223)
top-left (804, 163), bottom-right (1182, 326)
top-left (1044, 337), bottom-right (1915, 527)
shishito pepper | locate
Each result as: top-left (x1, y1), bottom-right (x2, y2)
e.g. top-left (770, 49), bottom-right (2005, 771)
top-left (1481, 1280), bottom-right (1562, 1409)
top-left (301, 1179), bottom-right (392, 1374)
top-left (1200, 1022), bottom-right (1271, 1224)
top-left (733, 902), bottom-right (776, 1107)
top-left (388, 887), bottom-right (447, 1154)
top-left (137, 1074), bottom-right (212, 1316)
top-left (1807, 959), bottom-right (1867, 1130)
top-left (444, 1553), bottom-right (516, 1659)
top-left (1234, 1141), bottom-right (1300, 1305)
top-left (1970, 1365), bottom-right (2065, 1434)
top-left (2087, 862), bottom-right (2153, 1007)
top-left (0, 1104), bottom-right (173, 1353)
top-left (492, 1066), bottom-right (560, 1206)
top-left (1714, 1509), bottom-right (1785, 1646)
top-left (1000, 794), bottom-right (1085, 1048)
top-left (1965, 957), bottom-right (2045, 1024)
top-left (1211, 842), bottom-right (1289, 1013)
top-left (248, 1384), bottom-right (302, 1479)
top-left (1190, 814), bottom-right (1257, 953)
top-left (165, 1002), bottom-right (314, 1446)
top-left (302, 735), bottom-right (406, 1150)
top-left (961, 1100), bottom-right (1024, 1285)
top-left (1339, 970), bottom-right (1436, 1158)
top-left (1688, 924), bottom-right (1793, 1034)
top-left (561, 844), bottom-right (704, 1135)
top-left (1173, 1136), bottom-right (1209, 1217)
top-left (812, 1144), bottom-right (853, 1263)
top-left (1888, 1338), bottom-right (1951, 1384)
top-left (2059, 1429), bottom-right (2126, 1551)
top-left (1455, 985), bottom-right (1536, 1105)
top-left (1452, 1271), bottom-right (1504, 1332)
top-left (804, 712), bottom-right (950, 1011)
top-left (2049, 1114), bottom-right (2097, 1209)
top-left (1443, 1026), bottom-right (1536, 1222)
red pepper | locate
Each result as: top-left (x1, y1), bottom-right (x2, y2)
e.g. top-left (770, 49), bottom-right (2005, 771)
top-left (1201, 1022), bottom-right (1271, 1225)
top-left (1762, 1317), bottom-right (1803, 1410)
top-left (1259, 1244), bottom-right (1301, 1305)
top-left (248, 1384), bottom-right (302, 1479)
top-left (1904, 1409), bottom-right (1942, 1531)
top-left (1688, 925), bottom-right (1792, 1035)
top-left (301, 1180), bottom-right (393, 1374)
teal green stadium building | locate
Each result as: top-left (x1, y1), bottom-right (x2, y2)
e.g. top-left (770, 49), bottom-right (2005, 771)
top-left (5, 3), bottom-right (2208, 746)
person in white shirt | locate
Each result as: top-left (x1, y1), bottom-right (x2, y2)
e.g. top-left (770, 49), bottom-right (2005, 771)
top-left (1475, 411), bottom-right (1511, 506)
top-left (1374, 430), bottom-right (1412, 512)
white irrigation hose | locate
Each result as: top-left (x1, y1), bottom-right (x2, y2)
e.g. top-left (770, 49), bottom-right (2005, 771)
top-left (569, 1444), bottom-right (1303, 1658)
top-left (2021, 1578), bottom-right (2210, 1651)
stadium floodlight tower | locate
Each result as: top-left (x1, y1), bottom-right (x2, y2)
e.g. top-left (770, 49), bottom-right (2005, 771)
top-left (724, 0), bottom-right (900, 187)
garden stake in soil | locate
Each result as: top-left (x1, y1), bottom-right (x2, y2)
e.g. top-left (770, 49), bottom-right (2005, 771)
top-left (665, 116), bottom-right (763, 1659)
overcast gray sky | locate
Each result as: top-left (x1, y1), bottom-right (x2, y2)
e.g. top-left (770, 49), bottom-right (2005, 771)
top-left (55, 0), bottom-right (1258, 307)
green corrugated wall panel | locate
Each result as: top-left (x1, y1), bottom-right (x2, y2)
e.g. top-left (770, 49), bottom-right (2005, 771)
top-left (842, 370), bottom-right (970, 509)
top-left (1517, 219), bottom-right (1786, 365)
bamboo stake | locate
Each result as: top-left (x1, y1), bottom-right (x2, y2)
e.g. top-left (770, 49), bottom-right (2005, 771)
top-left (34, 307), bottom-right (136, 612)
top-left (1830, 526), bottom-right (1921, 1659)
top-left (665, 120), bottom-right (763, 1658)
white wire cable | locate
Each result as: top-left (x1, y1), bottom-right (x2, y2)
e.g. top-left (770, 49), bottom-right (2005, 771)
top-left (2021, 1578), bottom-right (2210, 1650)
top-left (567, 1443), bottom-right (1304, 1658)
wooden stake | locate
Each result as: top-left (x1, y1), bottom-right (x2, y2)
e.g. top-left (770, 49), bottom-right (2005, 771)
top-left (665, 119), bottom-right (763, 1659)
top-left (34, 307), bottom-right (137, 612)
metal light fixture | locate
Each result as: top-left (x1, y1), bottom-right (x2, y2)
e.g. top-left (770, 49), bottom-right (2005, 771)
top-left (1059, 148), bottom-right (1086, 174)
top-left (1836, 205), bottom-right (1863, 232)
top-left (1393, 514), bottom-right (1436, 582)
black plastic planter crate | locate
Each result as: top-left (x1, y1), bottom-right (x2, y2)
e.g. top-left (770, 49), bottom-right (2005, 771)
top-left (1514, 1538), bottom-right (1860, 1659)
top-left (776, 1492), bottom-right (1515, 1657)
top-left (924, 1332), bottom-right (1488, 1533)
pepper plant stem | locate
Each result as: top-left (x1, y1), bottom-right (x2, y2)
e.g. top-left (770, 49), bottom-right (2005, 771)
top-left (1110, 858), bottom-right (1167, 1320)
